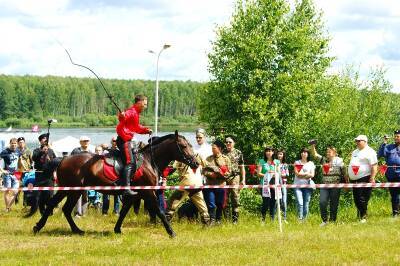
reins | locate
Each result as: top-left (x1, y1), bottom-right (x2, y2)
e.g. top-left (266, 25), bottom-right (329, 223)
top-left (147, 134), bottom-right (196, 184)
top-left (148, 135), bottom-right (162, 183)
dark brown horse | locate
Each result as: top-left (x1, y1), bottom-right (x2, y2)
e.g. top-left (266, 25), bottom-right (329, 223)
top-left (32, 131), bottom-right (198, 237)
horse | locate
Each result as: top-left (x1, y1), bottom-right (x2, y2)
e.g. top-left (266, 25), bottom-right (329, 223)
top-left (32, 131), bottom-right (199, 237)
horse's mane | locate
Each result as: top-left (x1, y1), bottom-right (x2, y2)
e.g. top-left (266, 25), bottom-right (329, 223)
top-left (141, 133), bottom-right (187, 152)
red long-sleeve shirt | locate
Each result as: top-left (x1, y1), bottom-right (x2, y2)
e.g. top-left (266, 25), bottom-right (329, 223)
top-left (116, 104), bottom-right (151, 141)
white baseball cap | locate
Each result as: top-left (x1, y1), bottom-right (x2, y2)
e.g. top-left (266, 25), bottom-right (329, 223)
top-left (80, 136), bottom-right (90, 141)
top-left (354, 135), bottom-right (368, 142)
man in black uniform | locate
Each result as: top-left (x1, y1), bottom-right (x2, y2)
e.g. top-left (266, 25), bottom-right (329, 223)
top-left (32, 133), bottom-right (56, 215)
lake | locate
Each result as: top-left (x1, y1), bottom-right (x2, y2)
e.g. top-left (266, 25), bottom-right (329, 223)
top-left (49, 128), bottom-right (197, 146)
top-left (0, 128), bottom-right (198, 152)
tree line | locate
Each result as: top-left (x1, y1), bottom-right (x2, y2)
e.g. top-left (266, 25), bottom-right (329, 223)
top-left (0, 75), bottom-right (205, 128)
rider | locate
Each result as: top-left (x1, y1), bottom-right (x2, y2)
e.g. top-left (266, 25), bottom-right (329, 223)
top-left (116, 94), bottom-right (152, 196)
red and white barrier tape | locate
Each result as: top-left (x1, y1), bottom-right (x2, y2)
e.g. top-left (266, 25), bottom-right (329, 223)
top-left (1, 182), bottom-right (400, 192)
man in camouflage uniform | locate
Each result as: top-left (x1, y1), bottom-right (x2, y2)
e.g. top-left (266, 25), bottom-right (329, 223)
top-left (16, 137), bottom-right (33, 206)
top-left (224, 136), bottom-right (245, 224)
top-left (203, 140), bottom-right (232, 225)
top-left (165, 156), bottom-right (210, 225)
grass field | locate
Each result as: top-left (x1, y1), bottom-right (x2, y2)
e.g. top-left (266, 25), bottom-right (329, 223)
top-left (0, 192), bottom-right (400, 265)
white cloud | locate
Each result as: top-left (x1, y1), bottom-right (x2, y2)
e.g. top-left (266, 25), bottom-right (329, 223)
top-left (0, 0), bottom-right (399, 91)
top-left (314, 0), bottom-right (400, 91)
top-left (0, 0), bottom-right (234, 81)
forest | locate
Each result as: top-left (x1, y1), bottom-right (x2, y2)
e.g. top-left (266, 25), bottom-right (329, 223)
top-left (0, 74), bottom-right (205, 128)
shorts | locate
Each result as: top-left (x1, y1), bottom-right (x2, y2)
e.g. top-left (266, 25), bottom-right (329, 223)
top-left (2, 174), bottom-right (19, 189)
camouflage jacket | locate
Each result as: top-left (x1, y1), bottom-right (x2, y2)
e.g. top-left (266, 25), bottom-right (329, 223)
top-left (17, 147), bottom-right (33, 172)
top-left (224, 148), bottom-right (244, 177)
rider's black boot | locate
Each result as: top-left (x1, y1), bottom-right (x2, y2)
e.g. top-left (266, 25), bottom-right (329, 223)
top-left (121, 165), bottom-right (137, 197)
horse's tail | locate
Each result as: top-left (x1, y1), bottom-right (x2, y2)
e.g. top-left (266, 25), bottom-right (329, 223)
top-left (45, 157), bottom-right (64, 175)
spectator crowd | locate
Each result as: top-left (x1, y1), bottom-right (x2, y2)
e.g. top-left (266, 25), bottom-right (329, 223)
top-left (1, 128), bottom-right (400, 227)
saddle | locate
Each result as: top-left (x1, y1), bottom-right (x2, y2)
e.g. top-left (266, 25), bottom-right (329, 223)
top-left (102, 149), bottom-right (144, 183)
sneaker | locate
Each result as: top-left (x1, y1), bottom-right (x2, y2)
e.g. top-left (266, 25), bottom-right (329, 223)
top-left (320, 222), bottom-right (328, 227)
top-left (360, 218), bottom-right (367, 223)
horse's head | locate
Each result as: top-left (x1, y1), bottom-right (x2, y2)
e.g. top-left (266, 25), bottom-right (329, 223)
top-left (173, 130), bottom-right (199, 169)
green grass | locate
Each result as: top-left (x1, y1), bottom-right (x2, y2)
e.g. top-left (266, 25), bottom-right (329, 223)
top-left (0, 193), bottom-right (400, 265)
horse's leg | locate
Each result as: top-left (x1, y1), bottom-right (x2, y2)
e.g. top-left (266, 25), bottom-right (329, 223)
top-left (114, 194), bottom-right (135, 234)
top-left (144, 190), bottom-right (176, 238)
top-left (62, 191), bottom-right (85, 235)
top-left (33, 191), bottom-right (67, 234)
top-left (144, 198), bottom-right (157, 224)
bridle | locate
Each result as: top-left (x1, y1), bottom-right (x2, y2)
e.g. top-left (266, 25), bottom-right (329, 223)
top-left (175, 137), bottom-right (197, 167)
top-left (148, 135), bottom-right (197, 178)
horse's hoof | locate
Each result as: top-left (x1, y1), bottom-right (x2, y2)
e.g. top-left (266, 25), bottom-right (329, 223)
top-left (73, 229), bottom-right (85, 235)
top-left (169, 231), bottom-right (177, 239)
top-left (33, 225), bottom-right (40, 235)
top-left (114, 228), bottom-right (121, 234)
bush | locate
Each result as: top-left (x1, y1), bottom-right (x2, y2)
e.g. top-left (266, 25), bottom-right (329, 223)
top-left (240, 189), bottom-right (262, 214)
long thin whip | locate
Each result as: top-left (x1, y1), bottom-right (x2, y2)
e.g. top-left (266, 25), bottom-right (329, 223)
top-left (63, 48), bottom-right (122, 113)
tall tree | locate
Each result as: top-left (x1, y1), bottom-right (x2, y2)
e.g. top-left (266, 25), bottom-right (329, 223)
top-left (202, 0), bottom-right (332, 161)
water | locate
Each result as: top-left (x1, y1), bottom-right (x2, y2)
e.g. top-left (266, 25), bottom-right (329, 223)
top-left (49, 128), bottom-right (197, 146)
top-left (0, 128), bottom-right (197, 152)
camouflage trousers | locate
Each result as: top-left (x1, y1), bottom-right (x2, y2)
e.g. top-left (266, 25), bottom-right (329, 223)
top-left (166, 189), bottom-right (209, 223)
top-left (226, 175), bottom-right (240, 213)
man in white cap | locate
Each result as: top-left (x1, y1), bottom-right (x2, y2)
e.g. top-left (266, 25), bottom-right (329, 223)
top-left (71, 136), bottom-right (93, 217)
top-left (348, 134), bottom-right (377, 223)
top-left (71, 136), bottom-right (92, 155)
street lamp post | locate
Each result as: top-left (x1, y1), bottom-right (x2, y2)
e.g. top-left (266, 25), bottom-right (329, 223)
top-left (149, 44), bottom-right (171, 136)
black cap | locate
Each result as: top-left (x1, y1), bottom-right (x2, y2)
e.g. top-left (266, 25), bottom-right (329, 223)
top-left (394, 130), bottom-right (400, 135)
top-left (17, 137), bottom-right (25, 142)
top-left (38, 133), bottom-right (48, 141)
top-left (213, 139), bottom-right (225, 150)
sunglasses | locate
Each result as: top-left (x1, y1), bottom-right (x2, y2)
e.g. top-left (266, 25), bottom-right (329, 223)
top-left (225, 141), bottom-right (233, 144)
top-left (196, 137), bottom-right (203, 139)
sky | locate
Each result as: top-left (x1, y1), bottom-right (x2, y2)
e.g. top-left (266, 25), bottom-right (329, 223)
top-left (0, 0), bottom-right (399, 91)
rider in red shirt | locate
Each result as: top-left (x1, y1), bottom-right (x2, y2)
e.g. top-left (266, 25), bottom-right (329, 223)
top-left (116, 95), bottom-right (152, 196)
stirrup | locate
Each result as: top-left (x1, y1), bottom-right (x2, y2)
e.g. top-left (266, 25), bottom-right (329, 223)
top-left (123, 190), bottom-right (137, 196)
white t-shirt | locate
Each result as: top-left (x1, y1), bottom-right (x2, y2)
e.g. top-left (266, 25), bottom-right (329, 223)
top-left (193, 142), bottom-right (212, 183)
top-left (193, 142), bottom-right (212, 159)
top-left (294, 160), bottom-right (316, 185)
top-left (348, 145), bottom-right (377, 180)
